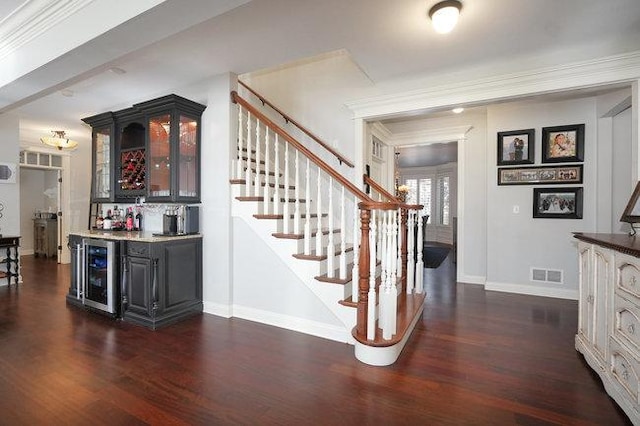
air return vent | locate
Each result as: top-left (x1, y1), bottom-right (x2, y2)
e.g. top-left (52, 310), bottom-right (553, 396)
top-left (531, 267), bottom-right (563, 284)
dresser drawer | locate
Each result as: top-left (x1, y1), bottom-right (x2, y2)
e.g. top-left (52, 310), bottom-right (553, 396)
top-left (616, 253), bottom-right (640, 300)
top-left (609, 337), bottom-right (640, 404)
top-left (614, 294), bottom-right (640, 351)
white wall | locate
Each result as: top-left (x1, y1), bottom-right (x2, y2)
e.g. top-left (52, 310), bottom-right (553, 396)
top-left (0, 114), bottom-right (20, 237)
top-left (486, 97), bottom-right (599, 299)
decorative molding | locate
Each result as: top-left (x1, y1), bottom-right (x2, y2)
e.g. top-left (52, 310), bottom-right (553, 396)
top-left (457, 275), bottom-right (485, 285)
top-left (231, 305), bottom-right (352, 344)
top-left (346, 50), bottom-right (640, 119)
top-left (390, 125), bottom-right (473, 147)
top-left (485, 281), bottom-right (579, 300)
top-left (203, 301), bottom-right (233, 318)
top-left (0, 0), bottom-right (96, 60)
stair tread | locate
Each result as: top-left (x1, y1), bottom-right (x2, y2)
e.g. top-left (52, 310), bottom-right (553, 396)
top-left (272, 228), bottom-right (341, 240)
top-left (236, 196), bottom-right (308, 203)
top-left (229, 179), bottom-right (294, 190)
top-left (293, 245), bottom-right (354, 261)
top-left (352, 293), bottom-right (426, 347)
top-left (253, 213), bottom-right (328, 220)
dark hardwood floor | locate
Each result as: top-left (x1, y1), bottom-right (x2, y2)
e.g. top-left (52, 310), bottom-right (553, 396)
top-left (0, 254), bottom-right (630, 425)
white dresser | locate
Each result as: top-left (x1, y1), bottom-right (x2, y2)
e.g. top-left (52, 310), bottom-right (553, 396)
top-left (575, 233), bottom-right (640, 425)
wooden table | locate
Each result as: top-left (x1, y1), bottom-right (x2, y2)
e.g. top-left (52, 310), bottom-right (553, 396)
top-left (0, 235), bottom-right (20, 286)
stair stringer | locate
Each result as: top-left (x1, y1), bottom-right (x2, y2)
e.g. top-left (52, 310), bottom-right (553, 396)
top-left (232, 197), bottom-right (357, 344)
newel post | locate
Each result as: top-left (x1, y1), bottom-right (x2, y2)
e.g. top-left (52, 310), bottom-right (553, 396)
top-left (356, 206), bottom-right (371, 338)
top-left (400, 207), bottom-right (408, 294)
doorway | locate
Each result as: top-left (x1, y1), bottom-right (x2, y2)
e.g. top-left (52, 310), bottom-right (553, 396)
top-left (19, 150), bottom-right (64, 263)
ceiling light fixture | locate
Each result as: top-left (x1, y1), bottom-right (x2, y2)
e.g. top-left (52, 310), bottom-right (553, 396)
top-left (429, 0), bottom-right (462, 34)
top-left (40, 130), bottom-right (78, 150)
top-left (452, 107), bottom-right (464, 114)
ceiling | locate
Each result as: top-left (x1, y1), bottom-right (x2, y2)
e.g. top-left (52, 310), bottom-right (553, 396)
top-left (3, 0), bottom-right (640, 146)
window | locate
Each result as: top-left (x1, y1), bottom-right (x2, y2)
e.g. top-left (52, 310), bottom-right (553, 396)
top-left (403, 177), bottom-right (432, 223)
top-left (438, 176), bottom-right (450, 225)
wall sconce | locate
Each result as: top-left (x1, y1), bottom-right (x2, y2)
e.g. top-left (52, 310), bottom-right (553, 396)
top-left (429, 0), bottom-right (462, 34)
top-left (40, 130), bottom-right (78, 150)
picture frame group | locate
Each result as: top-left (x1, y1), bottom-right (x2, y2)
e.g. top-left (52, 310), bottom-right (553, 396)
top-left (498, 164), bottom-right (583, 186)
top-left (533, 187), bottom-right (583, 219)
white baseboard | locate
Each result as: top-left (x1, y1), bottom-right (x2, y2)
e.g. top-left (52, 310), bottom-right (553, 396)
top-left (231, 304), bottom-right (352, 344)
top-left (457, 274), bottom-right (485, 285)
top-left (485, 281), bottom-right (579, 300)
top-left (20, 249), bottom-right (34, 256)
top-left (203, 301), bottom-right (232, 318)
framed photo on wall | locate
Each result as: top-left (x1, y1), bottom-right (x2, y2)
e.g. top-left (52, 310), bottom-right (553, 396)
top-left (541, 124), bottom-right (585, 163)
top-left (497, 164), bottom-right (583, 185)
top-left (533, 187), bottom-right (583, 219)
top-left (497, 129), bottom-right (535, 165)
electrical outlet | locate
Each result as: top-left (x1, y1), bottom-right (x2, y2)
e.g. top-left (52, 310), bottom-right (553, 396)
top-left (513, 205), bottom-right (519, 214)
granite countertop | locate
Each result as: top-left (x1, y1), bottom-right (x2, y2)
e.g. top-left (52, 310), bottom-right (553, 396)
top-left (71, 230), bottom-right (202, 242)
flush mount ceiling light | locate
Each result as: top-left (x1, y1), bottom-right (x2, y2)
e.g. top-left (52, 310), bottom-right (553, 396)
top-left (429, 0), bottom-right (462, 34)
top-left (40, 130), bottom-right (78, 150)
top-left (452, 107), bottom-right (464, 114)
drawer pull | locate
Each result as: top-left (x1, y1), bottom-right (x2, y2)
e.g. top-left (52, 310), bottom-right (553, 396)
top-left (587, 295), bottom-right (594, 304)
top-left (629, 276), bottom-right (637, 287)
top-left (628, 324), bottom-right (635, 334)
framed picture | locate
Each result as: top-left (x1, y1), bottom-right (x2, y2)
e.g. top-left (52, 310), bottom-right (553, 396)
top-left (497, 129), bottom-right (534, 165)
top-left (533, 187), bottom-right (583, 219)
top-left (541, 124), bottom-right (584, 163)
top-left (498, 164), bottom-right (583, 185)
top-left (620, 181), bottom-right (640, 223)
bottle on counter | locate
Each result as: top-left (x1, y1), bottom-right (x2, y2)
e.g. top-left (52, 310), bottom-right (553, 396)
top-left (125, 207), bottom-right (134, 231)
top-left (134, 207), bottom-right (143, 231)
top-left (95, 210), bottom-right (104, 229)
top-left (103, 209), bottom-right (112, 230)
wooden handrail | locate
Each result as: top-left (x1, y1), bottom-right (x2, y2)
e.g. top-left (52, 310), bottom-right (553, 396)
top-left (238, 80), bottom-right (355, 168)
top-left (363, 174), bottom-right (398, 202)
top-left (232, 91), bottom-right (370, 202)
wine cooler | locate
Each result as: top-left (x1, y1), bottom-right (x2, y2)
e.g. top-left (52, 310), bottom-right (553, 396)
top-left (82, 238), bottom-right (118, 314)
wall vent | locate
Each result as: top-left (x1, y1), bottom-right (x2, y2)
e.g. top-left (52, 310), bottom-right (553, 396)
top-left (531, 267), bottom-right (563, 284)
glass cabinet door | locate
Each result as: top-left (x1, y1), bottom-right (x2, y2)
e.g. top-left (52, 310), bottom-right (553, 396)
top-left (94, 127), bottom-right (111, 200)
top-left (148, 114), bottom-right (171, 198)
top-left (178, 115), bottom-right (198, 198)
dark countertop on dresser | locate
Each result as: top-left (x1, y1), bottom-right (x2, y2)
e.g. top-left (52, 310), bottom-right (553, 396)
top-left (574, 232), bottom-right (640, 258)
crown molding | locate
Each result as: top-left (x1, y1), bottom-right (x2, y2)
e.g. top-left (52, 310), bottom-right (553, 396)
top-left (346, 50), bottom-right (640, 119)
top-left (390, 125), bottom-right (472, 147)
top-left (0, 0), bottom-right (95, 60)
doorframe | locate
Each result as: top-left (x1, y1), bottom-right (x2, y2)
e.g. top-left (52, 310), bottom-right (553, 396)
top-left (19, 147), bottom-right (72, 264)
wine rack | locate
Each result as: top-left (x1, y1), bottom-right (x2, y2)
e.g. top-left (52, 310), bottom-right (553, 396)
top-left (120, 149), bottom-right (146, 191)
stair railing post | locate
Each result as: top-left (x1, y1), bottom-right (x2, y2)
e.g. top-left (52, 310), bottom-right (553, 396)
top-left (406, 209), bottom-right (415, 294)
top-left (273, 134), bottom-right (281, 215)
top-left (282, 142), bottom-right (290, 234)
top-left (339, 186), bottom-right (347, 280)
top-left (254, 119), bottom-right (261, 196)
top-left (367, 209), bottom-right (377, 340)
top-left (315, 170), bottom-right (323, 256)
top-left (415, 211), bottom-right (424, 293)
top-left (236, 104), bottom-right (243, 180)
top-left (303, 158), bottom-right (311, 255)
top-left (326, 177), bottom-right (335, 277)
top-left (263, 126), bottom-right (271, 214)
top-left (293, 150), bottom-right (301, 234)
top-left (351, 195), bottom-right (359, 303)
top-left (356, 205), bottom-right (371, 339)
top-left (245, 111), bottom-right (253, 197)
top-left (400, 207), bottom-right (408, 294)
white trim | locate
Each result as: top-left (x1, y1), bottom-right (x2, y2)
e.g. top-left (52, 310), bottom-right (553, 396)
top-left (390, 125), bottom-right (473, 147)
top-left (231, 304), bottom-right (352, 344)
top-left (346, 51), bottom-right (640, 119)
top-left (20, 249), bottom-right (34, 256)
top-left (0, 0), bottom-right (96, 60)
top-left (203, 301), bottom-right (233, 318)
top-left (457, 274), bottom-right (485, 285)
top-left (485, 281), bottom-right (579, 300)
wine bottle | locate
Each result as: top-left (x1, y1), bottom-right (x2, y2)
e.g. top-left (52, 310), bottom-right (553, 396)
top-left (135, 207), bottom-right (143, 231)
top-left (103, 209), bottom-right (112, 230)
top-left (95, 210), bottom-right (104, 229)
top-left (126, 207), bottom-right (134, 231)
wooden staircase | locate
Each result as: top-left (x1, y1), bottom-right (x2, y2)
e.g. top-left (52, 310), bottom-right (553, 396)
top-left (229, 85), bottom-right (426, 365)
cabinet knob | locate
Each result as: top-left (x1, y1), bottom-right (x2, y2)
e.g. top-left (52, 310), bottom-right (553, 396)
top-left (628, 324), bottom-right (635, 334)
top-left (587, 295), bottom-right (594, 304)
top-left (629, 276), bottom-right (637, 287)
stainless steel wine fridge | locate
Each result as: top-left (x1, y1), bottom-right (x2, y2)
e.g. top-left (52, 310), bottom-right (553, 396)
top-left (78, 238), bottom-right (118, 314)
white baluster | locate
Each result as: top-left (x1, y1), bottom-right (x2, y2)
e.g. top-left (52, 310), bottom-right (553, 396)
top-left (396, 208), bottom-right (403, 283)
top-left (282, 142), bottom-right (290, 234)
top-left (263, 127), bottom-right (271, 214)
top-left (304, 158), bottom-right (311, 255)
top-left (406, 210), bottom-right (415, 294)
top-left (293, 150), bottom-right (301, 234)
top-left (379, 210), bottom-right (390, 338)
top-left (326, 177), bottom-right (335, 277)
top-left (315, 171), bottom-right (323, 256)
top-left (367, 209), bottom-right (377, 340)
top-left (254, 121), bottom-right (261, 196)
top-left (339, 186), bottom-right (347, 280)
top-left (244, 112), bottom-right (252, 196)
top-left (273, 134), bottom-right (281, 215)
top-left (415, 211), bottom-right (424, 293)
top-left (351, 197), bottom-right (360, 303)
top-left (236, 105), bottom-right (243, 180)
